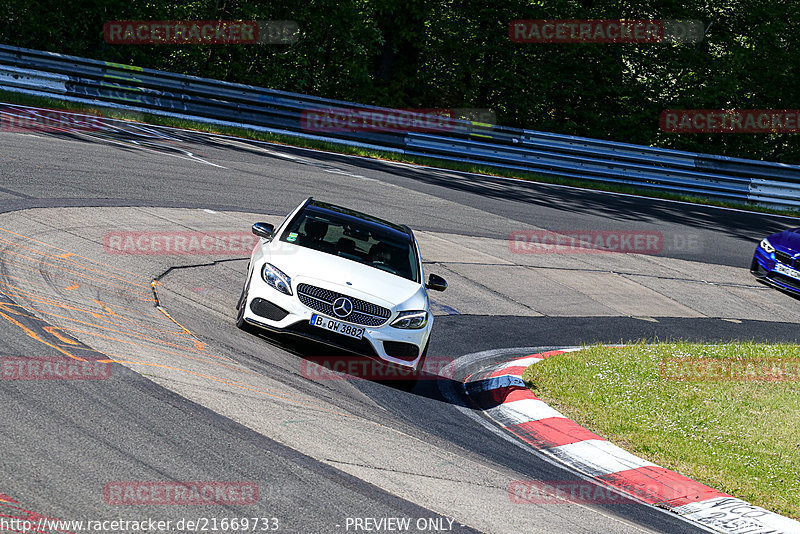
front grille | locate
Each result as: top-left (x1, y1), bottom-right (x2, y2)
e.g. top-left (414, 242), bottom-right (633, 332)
top-left (774, 250), bottom-right (796, 267)
top-left (296, 283), bottom-right (391, 327)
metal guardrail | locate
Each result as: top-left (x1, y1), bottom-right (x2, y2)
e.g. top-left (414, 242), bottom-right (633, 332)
top-left (0, 43), bottom-right (798, 209)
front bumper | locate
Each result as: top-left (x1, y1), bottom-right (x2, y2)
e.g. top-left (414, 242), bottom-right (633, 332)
top-left (751, 247), bottom-right (800, 295)
top-left (241, 274), bottom-right (431, 370)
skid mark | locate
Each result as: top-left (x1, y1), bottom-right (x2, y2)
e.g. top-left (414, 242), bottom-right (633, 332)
top-left (0, 227), bottom-right (150, 280)
top-left (0, 224), bottom-right (287, 405)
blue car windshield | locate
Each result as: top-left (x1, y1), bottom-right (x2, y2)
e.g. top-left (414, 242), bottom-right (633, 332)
top-left (280, 207), bottom-right (419, 282)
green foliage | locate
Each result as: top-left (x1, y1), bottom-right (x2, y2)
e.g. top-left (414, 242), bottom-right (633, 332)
top-left (1, 0), bottom-right (798, 162)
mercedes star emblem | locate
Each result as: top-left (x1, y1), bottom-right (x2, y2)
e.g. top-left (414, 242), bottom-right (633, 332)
top-left (332, 297), bottom-right (354, 318)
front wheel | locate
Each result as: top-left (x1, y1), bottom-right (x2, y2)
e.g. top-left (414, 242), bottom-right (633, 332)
top-left (395, 343), bottom-right (429, 391)
top-left (236, 278), bottom-right (251, 330)
top-left (236, 297), bottom-right (247, 329)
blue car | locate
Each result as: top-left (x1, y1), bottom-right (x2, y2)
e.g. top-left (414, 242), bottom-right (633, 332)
top-left (751, 228), bottom-right (800, 295)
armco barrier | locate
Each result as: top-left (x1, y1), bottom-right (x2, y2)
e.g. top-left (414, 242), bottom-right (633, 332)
top-left (1, 44), bottom-right (798, 209)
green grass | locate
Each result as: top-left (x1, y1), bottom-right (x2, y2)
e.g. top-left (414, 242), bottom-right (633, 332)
top-left (2, 89), bottom-right (799, 219)
top-left (522, 342), bottom-right (800, 518)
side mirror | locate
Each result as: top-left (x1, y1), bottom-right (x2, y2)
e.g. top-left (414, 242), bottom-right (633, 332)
top-left (252, 222), bottom-right (275, 239)
top-left (425, 273), bottom-right (447, 292)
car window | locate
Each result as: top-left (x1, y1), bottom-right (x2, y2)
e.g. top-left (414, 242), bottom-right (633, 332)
top-left (280, 210), bottom-right (419, 282)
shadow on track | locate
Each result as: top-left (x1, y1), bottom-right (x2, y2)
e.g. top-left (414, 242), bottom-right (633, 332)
top-left (239, 323), bottom-right (472, 407)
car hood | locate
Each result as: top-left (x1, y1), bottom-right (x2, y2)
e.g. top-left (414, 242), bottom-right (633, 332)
top-left (266, 240), bottom-right (425, 307)
top-left (768, 228), bottom-right (800, 253)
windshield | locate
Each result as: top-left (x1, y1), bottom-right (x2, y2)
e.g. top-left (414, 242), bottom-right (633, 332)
top-left (280, 207), bottom-right (419, 282)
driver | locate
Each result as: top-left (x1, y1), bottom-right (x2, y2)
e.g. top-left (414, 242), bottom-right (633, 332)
top-left (369, 242), bottom-right (392, 265)
top-left (305, 219), bottom-right (327, 240)
top-left (300, 219), bottom-right (335, 253)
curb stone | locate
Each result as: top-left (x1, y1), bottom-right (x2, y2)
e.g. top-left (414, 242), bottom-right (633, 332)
top-left (463, 348), bottom-right (800, 534)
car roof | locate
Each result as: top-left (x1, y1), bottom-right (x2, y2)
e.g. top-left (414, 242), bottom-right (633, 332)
top-left (306, 199), bottom-right (412, 240)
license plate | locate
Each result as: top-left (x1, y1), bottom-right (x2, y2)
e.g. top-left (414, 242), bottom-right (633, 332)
top-left (774, 262), bottom-right (800, 280)
top-left (310, 314), bottom-right (364, 340)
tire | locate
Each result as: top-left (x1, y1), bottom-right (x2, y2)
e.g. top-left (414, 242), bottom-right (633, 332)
top-left (236, 263), bottom-right (251, 311)
top-left (395, 343), bottom-right (429, 391)
top-left (236, 275), bottom-right (251, 330)
top-left (236, 297), bottom-right (247, 330)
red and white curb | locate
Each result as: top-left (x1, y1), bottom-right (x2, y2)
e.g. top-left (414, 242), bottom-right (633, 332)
top-left (464, 348), bottom-right (800, 534)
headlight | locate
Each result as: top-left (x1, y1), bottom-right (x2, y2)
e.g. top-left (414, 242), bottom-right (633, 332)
top-left (760, 238), bottom-right (775, 254)
top-left (390, 310), bottom-right (428, 329)
top-left (261, 263), bottom-right (292, 295)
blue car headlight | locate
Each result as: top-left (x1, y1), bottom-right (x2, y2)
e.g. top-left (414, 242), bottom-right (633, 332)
top-left (261, 263), bottom-right (292, 295)
top-left (390, 310), bottom-right (428, 329)
top-left (760, 238), bottom-right (775, 254)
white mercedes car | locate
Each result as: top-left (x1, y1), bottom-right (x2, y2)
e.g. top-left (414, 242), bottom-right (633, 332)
top-left (236, 198), bottom-right (447, 374)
